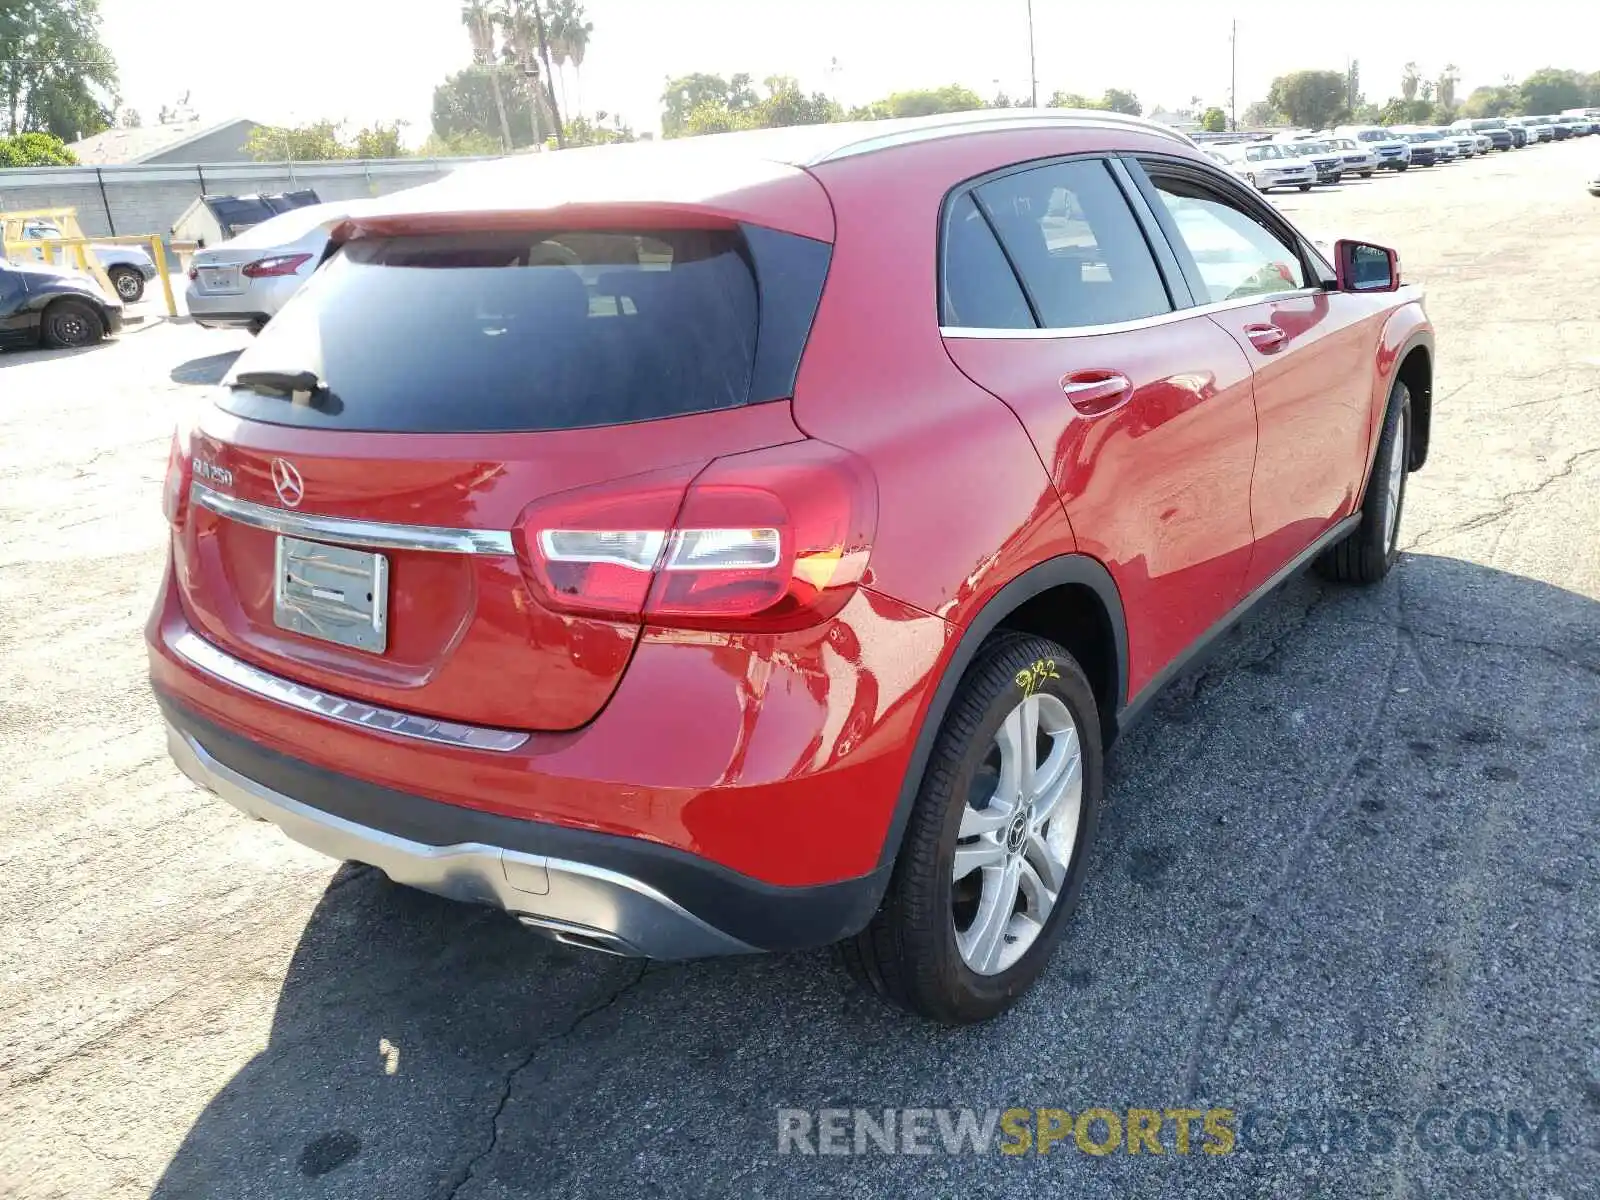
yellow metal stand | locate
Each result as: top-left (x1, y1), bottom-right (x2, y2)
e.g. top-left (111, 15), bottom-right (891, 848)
top-left (2, 207), bottom-right (195, 318)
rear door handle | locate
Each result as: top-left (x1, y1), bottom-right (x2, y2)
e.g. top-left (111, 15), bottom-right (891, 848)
top-left (1060, 370), bottom-right (1133, 415)
top-left (1244, 323), bottom-right (1288, 353)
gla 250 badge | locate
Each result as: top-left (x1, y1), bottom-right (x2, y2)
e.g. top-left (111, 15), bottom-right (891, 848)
top-left (192, 458), bottom-right (233, 489)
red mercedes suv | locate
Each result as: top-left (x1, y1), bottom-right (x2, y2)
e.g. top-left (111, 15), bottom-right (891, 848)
top-left (148, 111), bottom-right (1433, 1023)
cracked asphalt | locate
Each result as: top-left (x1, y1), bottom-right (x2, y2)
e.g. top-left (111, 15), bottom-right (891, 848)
top-left (3, 139), bottom-right (1598, 1200)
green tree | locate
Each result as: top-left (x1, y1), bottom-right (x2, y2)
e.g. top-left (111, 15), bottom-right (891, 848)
top-left (433, 66), bottom-right (536, 148)
top-left (1046, 90), bottom-right (1100, 109)
top-left (758, 75), bottom-right (841, 127)
top-left (1241, 99), bottom-right (1281, 127)
top-left (246, 121), bottom-right (350, 162)
top-left (0, 129), bottom-right (77, 165)
top-left (850, 84), bottom-right (986, 121)
top-left (1265, 70), bottom-right (1348, 130)
top-left (1101, 88), bottom-right (1141, 116)
top-left (350, 122), bottom-right (408, 159)
top-left (562, 109), bottom-right (635, 146)
top-left (1458, 84), bottom-right (1518, 118)
top-left (418, 128), bottom-right (503, 157)
top-left (661, 73), bottom-right (757, 137)
top-left (1, 0), bottom-right (119, 140)
top-left (1376, 97), bottom-right (1432, 126)
top-left (1200, 106), bottom-right (1227, 133)
top-left (1519, 68), bottom-right (1587, 115)
top-left (677, 76), bottom-right (842, 137)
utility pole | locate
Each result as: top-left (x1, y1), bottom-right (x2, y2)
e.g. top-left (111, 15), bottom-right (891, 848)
top-left (1229, 19), bottom-right (1238, 131)
top-left (1026, 0), bottom-right (1038, 107)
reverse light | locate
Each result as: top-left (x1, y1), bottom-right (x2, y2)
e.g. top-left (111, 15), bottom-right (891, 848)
top-left (242, 253), bottom-right (313, 279)
top-left (515, 442), bottom-right (877, 631)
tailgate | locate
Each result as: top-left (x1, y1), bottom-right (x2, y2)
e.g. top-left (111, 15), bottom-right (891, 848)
top-left (172, 217), bottom-right (830, 732)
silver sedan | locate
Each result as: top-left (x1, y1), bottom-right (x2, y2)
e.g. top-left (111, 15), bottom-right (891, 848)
top-left (185, 202), bottom-right (354, 332)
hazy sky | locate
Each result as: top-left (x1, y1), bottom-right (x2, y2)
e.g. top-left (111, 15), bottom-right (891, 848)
top-left (102, 0), bottom-right (1599, 142)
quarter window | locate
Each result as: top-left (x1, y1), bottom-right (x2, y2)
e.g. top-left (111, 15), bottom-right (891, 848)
top-left (941, 193), bottom-right (1034, 329)
top-left (1148, 178), bottom-right (1307, 304)
top-left (972, 159), bottom-right (1172, 329)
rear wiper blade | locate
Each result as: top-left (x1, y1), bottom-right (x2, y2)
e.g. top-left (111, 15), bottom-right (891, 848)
top-left (231, 369), bottom-right (326, 397)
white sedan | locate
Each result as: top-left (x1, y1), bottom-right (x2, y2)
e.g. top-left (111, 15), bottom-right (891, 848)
top-left (185, 202), bottom-right (355, 333)
top-left (1211, 142), bottom-right (1318, 193)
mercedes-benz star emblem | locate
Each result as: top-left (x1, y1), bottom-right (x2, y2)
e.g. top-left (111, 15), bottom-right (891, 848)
top-left (271, 458), bottom-right (305, 508)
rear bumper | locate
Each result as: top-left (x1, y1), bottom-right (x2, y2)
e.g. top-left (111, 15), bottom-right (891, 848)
top-left (189, 311), bottom-right (269, 330)
top-left (161, 695), bottom-right (888, 957)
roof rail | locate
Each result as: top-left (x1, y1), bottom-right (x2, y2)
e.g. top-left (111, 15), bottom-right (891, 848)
top-left (804, 107), bottom-right (1196, 165)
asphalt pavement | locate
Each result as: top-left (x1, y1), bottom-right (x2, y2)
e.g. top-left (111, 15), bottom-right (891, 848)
top-left (1, 138), bottom-right (1597, 1200)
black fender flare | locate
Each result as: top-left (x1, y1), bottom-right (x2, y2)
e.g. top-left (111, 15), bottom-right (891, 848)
top-left (871, 553), bottom-right (1127, 876)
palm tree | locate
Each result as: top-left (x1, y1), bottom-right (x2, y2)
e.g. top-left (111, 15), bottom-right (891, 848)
top-left (549, 0), bottom-right (593, 117)
top-left (461, 1), bottom-right (513, 151)
top-left (498, 0), bottom-right (564, 147)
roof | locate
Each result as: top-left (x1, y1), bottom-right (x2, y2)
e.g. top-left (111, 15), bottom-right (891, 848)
top-left (678, 107), bottom-right (1196, 165)
top-left (345, 110), bottom-right (1198, 244)
top-left (66, 117), bottom-right (259, 165)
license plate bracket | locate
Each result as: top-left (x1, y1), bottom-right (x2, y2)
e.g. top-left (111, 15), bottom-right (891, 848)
top-left (274, 535), bottom-right (389, 653)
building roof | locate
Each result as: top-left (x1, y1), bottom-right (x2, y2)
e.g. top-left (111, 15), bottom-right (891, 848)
top-left (67, 117), bottom-right (259, 165)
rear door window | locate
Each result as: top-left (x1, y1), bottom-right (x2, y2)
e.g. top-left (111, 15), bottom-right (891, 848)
top-left (969, 159), bottom-right (1173, 330)
top-left (217, 226), bottom-right (826, 433)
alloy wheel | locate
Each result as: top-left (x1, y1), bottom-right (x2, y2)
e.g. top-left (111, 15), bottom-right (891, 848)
top-left (952, 692), bottom-right (1083, 975)
top-left (1383, 417), bottom-right (1407, 551)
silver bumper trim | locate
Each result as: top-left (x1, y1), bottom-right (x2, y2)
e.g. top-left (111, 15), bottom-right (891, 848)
top-left (190, 483), bottom-right (516, 556)
top-left (170, 629), bottom-right (530, 752)
top-left (167, 723), bottom-right (754, 959)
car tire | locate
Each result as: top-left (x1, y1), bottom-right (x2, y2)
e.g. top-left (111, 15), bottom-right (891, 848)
top-left (41, 299), bottom-right (105, 349)
top-left (839, 632), bottom-right (1102, 1024)
top-left (1298, 183), bottom-right (1312, 192)
top-left (1315, 380), bottom-right (1411, 586)
top-left (1361, 170), bottom-right (1374, 178)
top-left (108, 266), bottom-right (145, 303)
top-left (1397, 163), bottom-right (1409, 172)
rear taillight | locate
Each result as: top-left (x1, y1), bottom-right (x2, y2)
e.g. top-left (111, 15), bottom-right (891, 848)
top-left (515, 442), bottom-right (877, 631)
top-left (241, 253), bottom-right (312, 279)
top-left (162, 424), bottom-right (193, 528)
top-left (187, 267), bottom-right (198, 281)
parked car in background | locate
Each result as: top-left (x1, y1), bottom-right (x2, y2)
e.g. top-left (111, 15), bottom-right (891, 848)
top-left (1522, 119), bottom-right (1555, 143)
top-left (1393, 131), bottom-right (1441, 166)
top-left (0, 258), bottom-right (123, 350)
top-left (186, 201), bottom-right (352, 332)
top-left (1214, 141), bottom-right (1317, 192)
top-left (149, 110), bottom-right (1434, 1023)
top-left (14, 219), bottom-right (158, 302)
top-left (1438, 126), bottom-right (1479, 157)
top-left (1275, 137), bottom-right (1344, 183)
top-left (171, 190), bottom-right (324, 249)
top-left (1322, 136), bottom-right (1378, 177)
top-left (1420, 130), bottom-right (1460, 161)
top-left (1503, 121), bottom-right (1529, 148)
top-left (1335, 126), bottom-right (1412, 170)
top-left (1456, 119), bottom-right (1515, 151)
top-left (1589, 163), bottom-right (1600, 196)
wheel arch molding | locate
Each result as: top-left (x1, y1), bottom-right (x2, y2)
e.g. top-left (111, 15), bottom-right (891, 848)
top-left (872, 553), bottom-right (1128, 876)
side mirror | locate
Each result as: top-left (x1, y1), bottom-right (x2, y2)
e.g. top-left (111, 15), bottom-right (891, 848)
top-left (1334, 239), bottom-right (1401, 292)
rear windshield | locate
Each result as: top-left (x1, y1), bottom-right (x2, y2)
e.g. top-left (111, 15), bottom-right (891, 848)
top-left (217, 226), bottom-right (827, 433)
